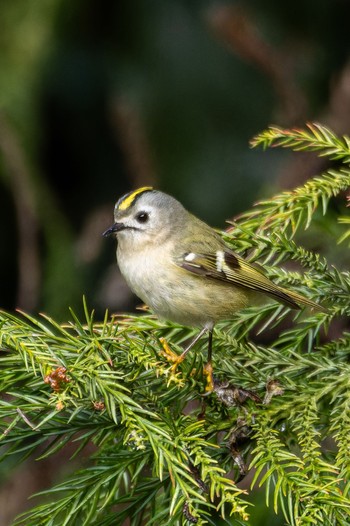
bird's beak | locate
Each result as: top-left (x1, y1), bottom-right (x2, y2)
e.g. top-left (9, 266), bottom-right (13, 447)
top-left (102, 222), bottom-right (125, 237)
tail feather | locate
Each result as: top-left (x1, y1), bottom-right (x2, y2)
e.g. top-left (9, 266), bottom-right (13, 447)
top-left (272, 286), bottom-right (326, 312)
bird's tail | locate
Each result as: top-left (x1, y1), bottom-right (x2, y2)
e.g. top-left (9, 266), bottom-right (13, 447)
top-left (272, 285), bottom-right (326, 312)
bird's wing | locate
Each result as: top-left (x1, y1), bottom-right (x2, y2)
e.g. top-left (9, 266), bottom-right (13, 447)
top-left (177, 247), bottom-right (322, 310)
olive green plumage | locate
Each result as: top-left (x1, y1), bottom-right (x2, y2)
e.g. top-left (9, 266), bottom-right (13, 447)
top-left (103, 187), bottom-right (322, 331)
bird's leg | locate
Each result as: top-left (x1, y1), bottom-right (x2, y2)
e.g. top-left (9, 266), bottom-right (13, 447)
top-left (160, 326), bottom-right (208, 371)
top-left (203, 329), bottom-right (214, 393)
top-left (161, 326), bottom-right (215, 392)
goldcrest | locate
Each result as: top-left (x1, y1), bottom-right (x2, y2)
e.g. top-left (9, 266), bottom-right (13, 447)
top-left (103, 187), bottom-right (322, 389)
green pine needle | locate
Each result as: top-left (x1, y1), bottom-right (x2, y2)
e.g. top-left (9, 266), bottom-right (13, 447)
top-left (1, 123), bottom-right (350, 525)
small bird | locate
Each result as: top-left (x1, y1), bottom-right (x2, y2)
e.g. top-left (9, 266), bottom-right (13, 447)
top-left (103, 187), bottom-right (322, 391)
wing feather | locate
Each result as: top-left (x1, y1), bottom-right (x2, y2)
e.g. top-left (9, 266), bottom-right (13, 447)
top-left (178, 248), bottom-right (322, 311)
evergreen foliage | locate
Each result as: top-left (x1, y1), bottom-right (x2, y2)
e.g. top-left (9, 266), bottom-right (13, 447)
top-left (1, 123), bottom-right (350, 525)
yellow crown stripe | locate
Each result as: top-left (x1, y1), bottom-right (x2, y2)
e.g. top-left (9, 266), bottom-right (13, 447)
top-left (117, 187), bottom-right (153, 211)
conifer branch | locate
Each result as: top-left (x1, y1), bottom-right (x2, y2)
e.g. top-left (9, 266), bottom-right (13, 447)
top-left (1, 123), bottom-right (350, 524)
top-left (250, 122), bottom-right (350, 161)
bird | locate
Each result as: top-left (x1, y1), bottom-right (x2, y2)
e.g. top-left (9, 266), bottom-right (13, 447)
top-left (103, 187), bottom-right (323, 391)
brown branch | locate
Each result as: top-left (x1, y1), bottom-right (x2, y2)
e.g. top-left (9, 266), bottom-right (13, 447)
top-left (206, 5), bottom-right (308, 124)
top-left (110, 96), bottom-right (157, 188)
top-left (276, 60), bottom-right (350, 189)
top-left (324, 59), bottom-right (350, 135)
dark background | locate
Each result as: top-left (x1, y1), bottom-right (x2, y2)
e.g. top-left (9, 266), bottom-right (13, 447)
top-left (1, 1), bottom-right (350, 524)
top-left (1, 0), bottom-right (350, 320)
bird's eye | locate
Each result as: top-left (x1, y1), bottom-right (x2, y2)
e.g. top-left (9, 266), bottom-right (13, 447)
top-left (135, 211), bottom-right (149, 223)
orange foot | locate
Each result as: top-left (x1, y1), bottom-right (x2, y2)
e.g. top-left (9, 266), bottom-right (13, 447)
top-left (203, 361), bottom-right (214, 394)
top-left (159, 337), bottom-right (185, 372)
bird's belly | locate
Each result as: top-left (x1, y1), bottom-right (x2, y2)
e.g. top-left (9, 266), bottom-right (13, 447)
top-left (117, 248), bottom-right (253, 327)
top-left (156, 276), bottom-right (253, 326)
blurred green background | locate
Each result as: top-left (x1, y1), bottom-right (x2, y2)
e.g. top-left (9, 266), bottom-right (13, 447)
top-left (1, 0), bottom-right (350, 524)
top-left (1, 0), bottom-right (349, 320)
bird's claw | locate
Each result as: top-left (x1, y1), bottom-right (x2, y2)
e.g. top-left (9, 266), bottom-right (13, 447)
top-left (203, 361), bottom-right (214, 394)
top-left (159, 337), bottom-right (185, 372)
top-left (159, 338), bottom-right (214, 393)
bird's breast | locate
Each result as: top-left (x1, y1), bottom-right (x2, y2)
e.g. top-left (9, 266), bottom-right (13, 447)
top-left (116, 242), bottom-right (253, 327)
